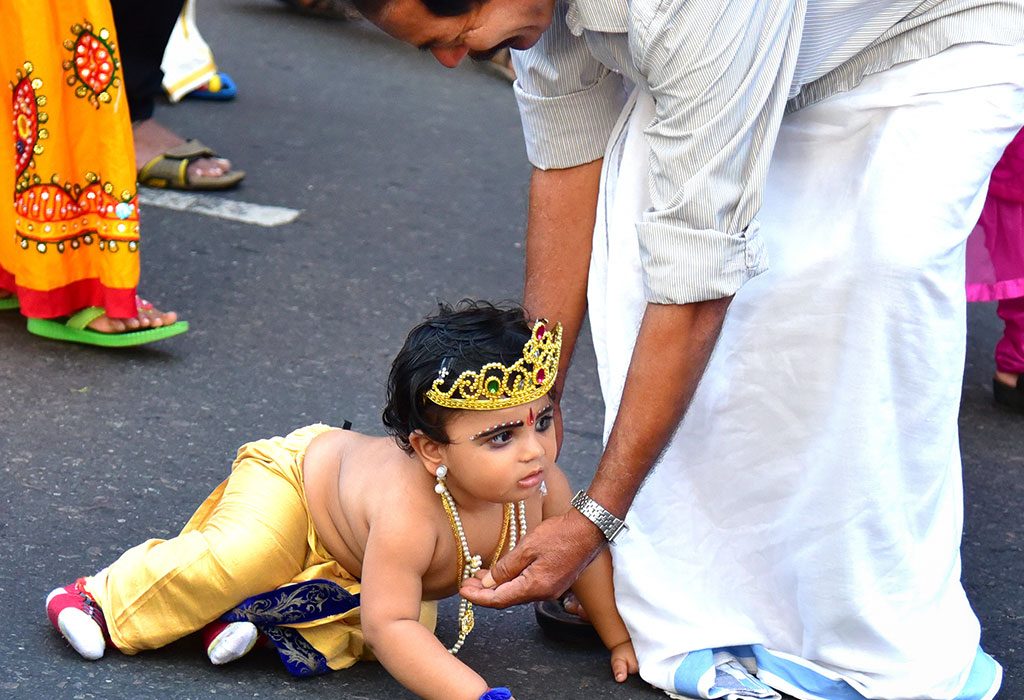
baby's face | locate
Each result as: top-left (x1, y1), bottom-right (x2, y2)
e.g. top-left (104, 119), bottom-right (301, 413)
top-left (437, 396), bottom-right (556, 506)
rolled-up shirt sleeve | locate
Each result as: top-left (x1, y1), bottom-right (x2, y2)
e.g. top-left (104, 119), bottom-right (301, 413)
top-left (635, 0), bottom-right (803, 303)
top-left (512, 1), bottom-right (625, 170)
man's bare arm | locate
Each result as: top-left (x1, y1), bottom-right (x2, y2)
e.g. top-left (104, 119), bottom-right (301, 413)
top-left (461, 153), bottom-right (732, 606)
top-left (589, 298), bottom-right (730, 514)
top-left (522, 160), bottom-right (603, 396)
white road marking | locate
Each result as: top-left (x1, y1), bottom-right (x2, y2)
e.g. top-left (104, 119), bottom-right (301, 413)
top-left (138, 188), bottom-right (302, 227)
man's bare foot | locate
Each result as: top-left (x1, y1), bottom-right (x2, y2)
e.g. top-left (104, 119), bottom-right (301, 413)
top-left (87, 298), bottom-right (178, 334)
top-left (133, 119), bottom-right (233, 181)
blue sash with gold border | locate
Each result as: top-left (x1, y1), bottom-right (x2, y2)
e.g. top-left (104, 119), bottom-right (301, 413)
top-left (221, 579), bottom-right (360, 677)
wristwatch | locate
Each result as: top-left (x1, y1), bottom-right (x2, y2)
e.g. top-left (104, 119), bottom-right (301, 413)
top-left (570, 490), bottom-right (628, 543)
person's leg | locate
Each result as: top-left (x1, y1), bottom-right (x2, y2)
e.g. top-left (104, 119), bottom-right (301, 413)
top-left (995, 296), bottom-right (1024, 408)
top-left (109, 0), bottom-right (239, 184)
top-left (976, 136), bottom-right (1024, 401)
top-left (1, 0), bottom-right (181, 337)
top-left (597, 45), bottom-right (1023, 699)
top-left (996, 296), bottom-right (1024, 377)
top-left (49, 455), bottom-right (309, 657)
top-left (109, 0), bottom-right (184, 121)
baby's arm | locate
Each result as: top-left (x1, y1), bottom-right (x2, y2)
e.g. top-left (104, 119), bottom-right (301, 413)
top-left (359, 504), bottom-right (497, 700)
top-left (542, 466), bottom-right (639, 682)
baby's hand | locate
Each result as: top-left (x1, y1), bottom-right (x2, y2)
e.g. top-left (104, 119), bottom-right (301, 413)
top-left (609, 640), bottom-right (638, 683)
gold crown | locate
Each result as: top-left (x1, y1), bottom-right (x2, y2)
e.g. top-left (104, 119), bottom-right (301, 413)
top-left (425, 320), bottom-right (562, 410)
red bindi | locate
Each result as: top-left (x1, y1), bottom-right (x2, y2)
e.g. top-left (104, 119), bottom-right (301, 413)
top-left (527, 407), bottom-right (535, 426)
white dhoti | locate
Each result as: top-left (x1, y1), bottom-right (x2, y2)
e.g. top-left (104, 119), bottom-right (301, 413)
top-left (161, 0), bottom-right (218, 102)
top-left (590, 43), bottom-right (1024, 700)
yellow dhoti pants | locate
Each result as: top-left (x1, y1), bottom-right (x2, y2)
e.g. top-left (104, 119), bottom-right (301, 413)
top-left (86, 424), bottom-right (436, 673)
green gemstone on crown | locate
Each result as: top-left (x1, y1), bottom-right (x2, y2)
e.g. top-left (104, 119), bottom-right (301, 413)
top-left (486, 378), bottom-right (501, 395)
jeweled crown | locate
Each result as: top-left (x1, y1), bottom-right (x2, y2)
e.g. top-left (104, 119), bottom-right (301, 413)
top-left (425, 320), bottom-right (562, 410)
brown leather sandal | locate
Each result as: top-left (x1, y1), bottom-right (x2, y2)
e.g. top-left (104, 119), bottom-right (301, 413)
top-left (137, 140), bottom-right (245, 191)
top-left (534, 594), bottom-right (602, 645)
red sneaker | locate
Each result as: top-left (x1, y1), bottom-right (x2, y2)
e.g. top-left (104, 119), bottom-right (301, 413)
top-left (45, 578), bottom-right (109, 660)
top-left (201, 619), bottom-right (260, 665)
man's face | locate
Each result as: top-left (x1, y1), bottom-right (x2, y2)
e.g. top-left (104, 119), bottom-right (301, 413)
top-left (372, 0), bottom-right (556, 68)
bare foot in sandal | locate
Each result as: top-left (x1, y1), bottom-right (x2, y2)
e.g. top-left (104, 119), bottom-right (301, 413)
top-left (87, 298), bottom-right (178, 334)
top-left (133, 119), bottom-right (243, 188)
top-left (24, 296), bottom-right (188, 347)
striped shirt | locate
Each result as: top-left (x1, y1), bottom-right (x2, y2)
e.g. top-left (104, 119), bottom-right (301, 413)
top-left (512, 0), bottom-right (1024, 304)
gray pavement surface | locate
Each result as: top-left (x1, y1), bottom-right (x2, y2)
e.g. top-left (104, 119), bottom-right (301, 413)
top-left (0, 2), bottom-right (1020, 698)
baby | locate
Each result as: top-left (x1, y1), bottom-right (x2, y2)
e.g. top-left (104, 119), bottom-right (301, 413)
top-left (46, 300), bottom-right (637, 699)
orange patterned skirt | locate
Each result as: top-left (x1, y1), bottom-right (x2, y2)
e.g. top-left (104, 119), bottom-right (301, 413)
top-left (1, 0), bottom-right (141, 319)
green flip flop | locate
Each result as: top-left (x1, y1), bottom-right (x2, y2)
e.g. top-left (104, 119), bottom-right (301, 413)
top-left (26, 306), bottom-right (189, 348)
top-left (0, 296), bottom-right (19, 311)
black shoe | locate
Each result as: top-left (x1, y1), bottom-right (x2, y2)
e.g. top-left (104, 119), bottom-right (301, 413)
top-left (993, 375), bottom-right (1024, 413)
top-left (533, 597), bottom-right (602, 645)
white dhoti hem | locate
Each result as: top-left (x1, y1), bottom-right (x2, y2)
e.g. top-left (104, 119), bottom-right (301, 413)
top-left (590, 43), bottom-right (1024, 700)
top-left (161, 0), bottom-right (218, 102)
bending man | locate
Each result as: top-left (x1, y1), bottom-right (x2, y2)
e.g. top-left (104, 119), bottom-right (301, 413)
top-left (356, 0), bottom-right (1023, 697)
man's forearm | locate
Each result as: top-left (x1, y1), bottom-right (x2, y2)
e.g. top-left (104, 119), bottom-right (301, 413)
top-left (523, 160), bottom-right (603, 392)
top-left (587, 298), bottom-right (732, 518)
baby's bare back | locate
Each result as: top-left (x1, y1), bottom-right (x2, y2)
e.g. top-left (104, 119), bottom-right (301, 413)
top-left (301, 429), bottom-right (463, 597)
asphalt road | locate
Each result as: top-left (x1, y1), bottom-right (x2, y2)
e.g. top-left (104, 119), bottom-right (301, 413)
top-left (1, 2), bottom-right (1020, 698)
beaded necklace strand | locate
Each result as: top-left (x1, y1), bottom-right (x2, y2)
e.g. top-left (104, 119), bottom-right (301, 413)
top-left (435, 468), bottom-right (527, 654)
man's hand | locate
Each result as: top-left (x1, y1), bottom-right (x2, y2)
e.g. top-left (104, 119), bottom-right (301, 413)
top-left (459, 510), bottom-right (605, 607)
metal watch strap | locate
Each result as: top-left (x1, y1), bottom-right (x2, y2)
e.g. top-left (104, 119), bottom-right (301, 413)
top-left (570, 490), bottom-right (628, 543)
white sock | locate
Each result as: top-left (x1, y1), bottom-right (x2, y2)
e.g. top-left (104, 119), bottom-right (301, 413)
top-left (46, 587), bottom-right (106, 661)
top-left (206, 621), bottom-right (259, 665)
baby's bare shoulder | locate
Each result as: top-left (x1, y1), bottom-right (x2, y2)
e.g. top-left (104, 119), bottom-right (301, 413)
top-left (306, 425), bottom-right (356, 451)
top-left (339, 437), bottom-right (437, 516)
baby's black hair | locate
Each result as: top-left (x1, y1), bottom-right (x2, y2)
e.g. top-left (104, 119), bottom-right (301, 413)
top-left (383, 300), bottom-right (534, 453)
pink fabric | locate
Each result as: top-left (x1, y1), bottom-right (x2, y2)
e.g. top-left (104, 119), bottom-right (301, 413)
top-left (966, 128), bottom-right (1024, 302)
top-left (966, 128), bottom-right (1024, 373)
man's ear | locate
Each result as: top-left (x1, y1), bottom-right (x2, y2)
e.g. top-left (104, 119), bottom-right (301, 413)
top-left (408, 430), bottom-right (447, 476)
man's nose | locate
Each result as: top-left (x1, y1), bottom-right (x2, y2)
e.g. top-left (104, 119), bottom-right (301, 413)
top-left (430, 46), bottom-right (469, 68)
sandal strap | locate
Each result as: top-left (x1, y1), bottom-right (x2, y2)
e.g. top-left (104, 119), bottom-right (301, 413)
top-left (65, 306), bottom-right (107, 330)
top-left (138, 153), bottom-right (189, 188)
top-left (161, 139), bottom-right (216, 159)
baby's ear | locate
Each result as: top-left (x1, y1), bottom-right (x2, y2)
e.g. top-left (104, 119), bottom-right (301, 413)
top-left (408, 430), bottom-right (445, 474)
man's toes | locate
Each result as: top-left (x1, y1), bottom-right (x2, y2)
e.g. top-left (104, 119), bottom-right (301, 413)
top-left (188, 158), bottom-right (230, 180)
top-left (123, 316), bottom-right (141, 331)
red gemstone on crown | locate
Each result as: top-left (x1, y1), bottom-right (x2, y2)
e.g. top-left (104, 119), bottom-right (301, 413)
top-left (536, 368), bottom-right (546, 384)
top-left (535, 324), bottom-right (546, 340)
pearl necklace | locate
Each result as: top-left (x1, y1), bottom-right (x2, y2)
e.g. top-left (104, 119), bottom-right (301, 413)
top-left (435, 465), bottom-right (527, 654)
